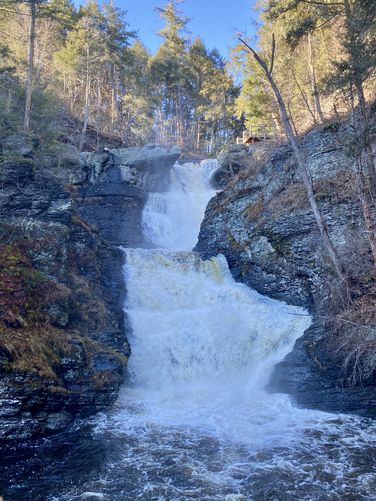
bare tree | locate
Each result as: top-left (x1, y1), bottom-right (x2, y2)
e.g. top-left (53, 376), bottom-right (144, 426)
top-left (354, 157), bottom-right (376, 264)
top-left (307, 32), bottom-right (325, 123)
top-left (239, 35), bottom-right (346, 283)
top-left (24, 0), bottom-right (41, 132)
top-left (78, 44), bottom-right (91, 153)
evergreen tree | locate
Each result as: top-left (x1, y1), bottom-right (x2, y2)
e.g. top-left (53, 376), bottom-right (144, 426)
top-left (151, 0), bottom-right (190, 146)
top-left (267, 0), bottom-right (376, 191)
top-left (121, 41), bottom-right (155, 145)
top-left (0, 0), bottom-right (239, 152)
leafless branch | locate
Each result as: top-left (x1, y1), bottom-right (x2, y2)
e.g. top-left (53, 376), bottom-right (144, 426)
top-left (269, 33), bottom-right (276, 75)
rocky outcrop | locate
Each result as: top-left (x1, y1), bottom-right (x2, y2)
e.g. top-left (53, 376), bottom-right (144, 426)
top-left (78, 145), bottom-right (180, 247)
top-left (211, 143), bottom-right (271, 189)
top-left (0, 143), bottom-right (180, 439)
top-left (197, 123), bottom-right (376, 416)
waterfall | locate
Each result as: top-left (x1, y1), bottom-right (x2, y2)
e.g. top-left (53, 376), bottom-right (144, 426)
top-left (125, 249), bottom-right (309, 392)
top-left (142, 159), bottom-right (218, 250)
top-left (121, 159), bottom-right (311, 444)
top-left (55, 158), bottom-right (376, 501)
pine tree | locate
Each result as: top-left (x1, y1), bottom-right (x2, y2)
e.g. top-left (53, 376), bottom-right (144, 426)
top-left (267, 0), bottom-right (376, 191)
top-left (121, 41), bottom-right (155, 145)
top-left (0, 0), bottom-right (239, 152)
top-left (151, 0), bottom-right (190, 146)
top-left (101, 1), bottom-right (136, 128)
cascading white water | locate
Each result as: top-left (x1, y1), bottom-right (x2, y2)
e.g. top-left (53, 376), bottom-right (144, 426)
top-left (120, 159), bottom-right (313, 446)
top-left (142, 159), bottom-right (218, 250)
top-left (122, 247), bottom-right (313, 446)
top-left (125, 249), bottom-right (309, 396)
top-left (9, 160), bottom-right (376, 501)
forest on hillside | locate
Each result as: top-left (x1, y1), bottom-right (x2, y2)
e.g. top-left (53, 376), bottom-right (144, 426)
top-left (0, 0), bottom-right (240, 152)
top-left (0, 0), bottom-right (375, 153)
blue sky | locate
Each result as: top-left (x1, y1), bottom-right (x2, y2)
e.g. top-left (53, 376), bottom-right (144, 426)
top-left (117, 0), bottom-right (260, 57)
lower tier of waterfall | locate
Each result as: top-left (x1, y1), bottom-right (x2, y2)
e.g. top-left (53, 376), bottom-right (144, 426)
top-left (124, 249), bottom-right (309, 397)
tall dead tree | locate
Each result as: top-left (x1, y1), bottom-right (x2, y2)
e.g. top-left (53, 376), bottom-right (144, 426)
top-left (307, 32), bottom-right (325, 123)
top-left (239, 35), bottom-right (346, 283)
top-left (24, 0), bottom-right (37, 132)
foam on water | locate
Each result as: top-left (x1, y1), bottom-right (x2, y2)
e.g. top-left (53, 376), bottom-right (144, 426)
top-left (4, 161), bottom-right (376, 501)
top-left (119, 247), bottom-right (311, 446)
top-left (122, 159), bottom-right (313, 445)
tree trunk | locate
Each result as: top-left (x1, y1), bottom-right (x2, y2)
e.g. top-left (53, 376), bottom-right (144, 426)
top-left (307, 32), bottom-right (325, 123)
top-left (287, 103), bottom-right (299, 136)
top-left (209, 123), bottom-right (215, 154)
top-left (271, 114), bottom-right (283, 136)
top-left (196, 120), bottom-right (201, 151)
top-left (292, 69), bottom-right (316, 125)
top-left (343, 0), bottom-right (376, 196)
top-left (110, 64), bottom-right (116, 126)
top-left (229, 161), bottom-right (235, 178)
top-left (24, 0), bottom-right (36, 132)
top-left (355, 78), bottom-right (376, 196)
top-left (79, 46), bottom-right (90, 153)
top-left (176, 88), bottom-right (184, 147)
top-left (239, 37), bottom-right (346, 283)
top-left (355, 157), bottom-right (376, 265)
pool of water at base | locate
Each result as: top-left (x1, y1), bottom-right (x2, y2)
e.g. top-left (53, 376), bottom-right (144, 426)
top-left (2, 398), bottom-right (376, 501)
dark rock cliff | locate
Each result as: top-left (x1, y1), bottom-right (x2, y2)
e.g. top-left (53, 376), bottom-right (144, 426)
top-left (196, 123), bottom-right (376, 416)
top-left (0, 143), bottom-right (180, 440)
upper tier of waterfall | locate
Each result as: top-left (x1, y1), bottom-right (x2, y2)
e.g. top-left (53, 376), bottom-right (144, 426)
top-left (142, 159), bottom-right (218, 250)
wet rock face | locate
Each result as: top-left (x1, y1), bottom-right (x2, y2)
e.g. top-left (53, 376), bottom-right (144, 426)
top-left (197, 125), bottom-right (376, 415)
top-left (0, 144), bottom-right (180, 440)
top-left (0, 344), bottom-right (125, 440)
top-left (212, 143), bottom-right (273, 189)
top-left (78, 144), bottom-right (181, 247)
top-left (268, 325), bottom-right (376, 417)
top-left (197, 127), bottom-right (356, 306)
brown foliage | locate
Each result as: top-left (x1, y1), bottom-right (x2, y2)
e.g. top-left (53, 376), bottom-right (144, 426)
top-left (243, 198), bottom-right (264, 221)
top-left (268, 182), bottom-right (308, 215)
top-left (314, 171), bottom-right (357, 202)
